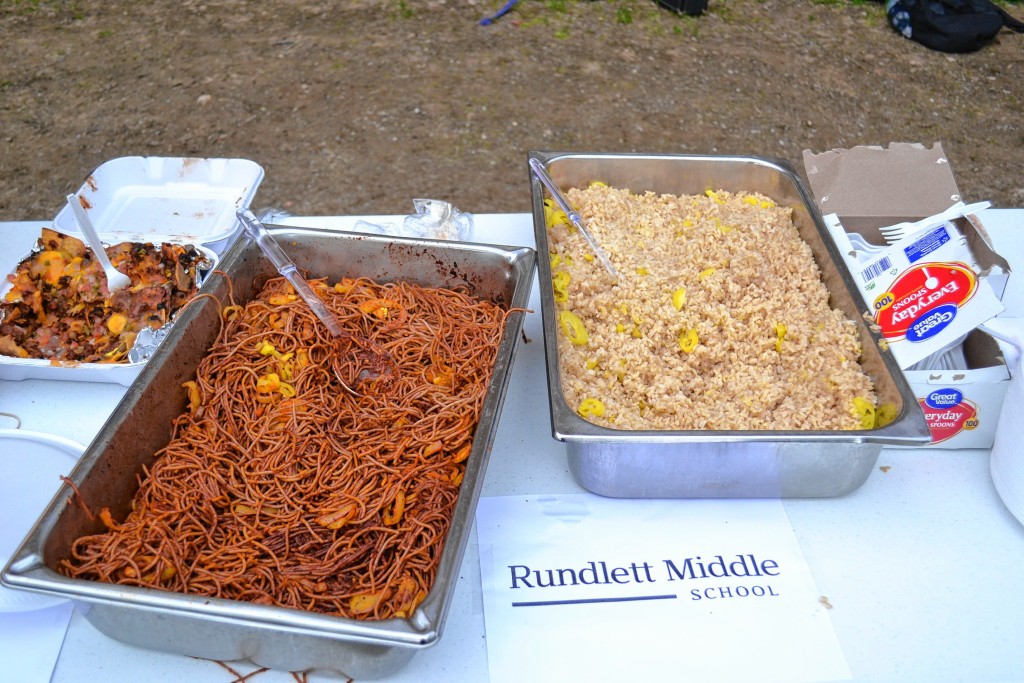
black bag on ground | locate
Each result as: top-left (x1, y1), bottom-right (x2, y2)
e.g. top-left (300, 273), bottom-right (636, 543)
top-left (656, 0), bottom-right (708, 16)
top-left (888, 0), bottom-right (1024, 53)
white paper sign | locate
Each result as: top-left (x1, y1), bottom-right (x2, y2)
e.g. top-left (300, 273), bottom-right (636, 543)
top-left (0, 602), bottom-right (73, 683)
top-left (476, 494), bottom-right (850, 683)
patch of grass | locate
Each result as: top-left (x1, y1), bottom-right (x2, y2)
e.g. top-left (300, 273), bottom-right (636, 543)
top-left (0, 0), bottom-right (41, 10)
top-left (1, 0), bottom-right (83, 18)
top-left (616, 5), bottom-right (633, 23)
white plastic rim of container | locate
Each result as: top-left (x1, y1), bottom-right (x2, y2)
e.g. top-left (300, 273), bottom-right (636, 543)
top-left (0, 429), bottom-right (86, 613)
top-left (51, 156), bottom-right (265, 253)
top-left (991, 351), bottom-right (1024, 527)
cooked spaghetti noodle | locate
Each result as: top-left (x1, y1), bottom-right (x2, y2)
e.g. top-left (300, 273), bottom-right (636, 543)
top-left (60, 274), bottom-right (510, 620)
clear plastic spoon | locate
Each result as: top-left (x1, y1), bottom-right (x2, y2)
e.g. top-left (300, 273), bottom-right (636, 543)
top-left (235, 209), bottom-right (344, 337)
top-left (65, 194), bottom-right (132, 292)
top-left (529, 158), bottom-right (619, 280)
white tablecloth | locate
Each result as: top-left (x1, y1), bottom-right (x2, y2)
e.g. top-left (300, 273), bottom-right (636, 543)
top-left (1, 211), bottom-right (1023, 683)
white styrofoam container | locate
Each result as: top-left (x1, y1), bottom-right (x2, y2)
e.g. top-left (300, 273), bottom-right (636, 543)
top-left (52, 156), bottom-right (264, 254)
top-left (0, 156), bottom-right (261, 385)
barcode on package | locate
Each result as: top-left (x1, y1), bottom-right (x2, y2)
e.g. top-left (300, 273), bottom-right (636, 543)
top-left (860, 256), bottom-right (892, 283)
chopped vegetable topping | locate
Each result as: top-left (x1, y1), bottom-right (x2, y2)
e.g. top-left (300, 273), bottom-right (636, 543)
top-left (106, 313), bottom-right (128, 335)
top-left (672, 287), bottom-right (687, 311)
top-left (359, 297), bottom-right (400, 320)
top-left (774, 323), bottom-right (787, 352)
top-left (559, 310), bottom-right (589, 345)
top-left (679, 328), bottom-right (699, 353)
top-left (851, 396), bottom-right (875, 429)
top-left (552, 271), bottom-right (571, 303)
top-left (578, 398), bottom-right (606, 418)
top-left (875, 403), bottom-right (898, 428)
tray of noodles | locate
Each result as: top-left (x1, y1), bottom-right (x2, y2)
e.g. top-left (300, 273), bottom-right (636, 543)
top-left (2, 225), bottom-right (536, 678)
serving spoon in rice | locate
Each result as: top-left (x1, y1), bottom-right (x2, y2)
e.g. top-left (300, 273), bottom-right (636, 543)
top-left (529, 158), bottom-right (619, 281)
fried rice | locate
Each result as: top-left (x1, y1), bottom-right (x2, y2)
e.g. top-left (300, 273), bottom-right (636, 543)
top-left (547, 184), bottom-right (876, 431)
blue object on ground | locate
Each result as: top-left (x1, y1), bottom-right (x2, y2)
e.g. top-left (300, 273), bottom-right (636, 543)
top-left (480, 0), bottom-right (519, 25)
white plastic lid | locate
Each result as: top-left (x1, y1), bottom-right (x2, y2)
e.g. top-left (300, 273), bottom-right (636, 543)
top-left (52, 156), bottom-right (264, 248)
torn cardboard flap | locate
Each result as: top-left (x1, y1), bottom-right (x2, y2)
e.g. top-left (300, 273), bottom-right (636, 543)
top-left (963, 214), bottom-right (1011, 289)
top-left (802, 142), bottom-right (963, 236)
top-left (804, 142), bottom-right (1014, 448)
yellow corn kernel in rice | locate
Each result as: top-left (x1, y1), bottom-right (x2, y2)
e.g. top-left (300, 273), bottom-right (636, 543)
top-left (578, 398), bottom-right (605, 418)
top-left (559, 310), bottom-right (589, 345)
top-left (672, 287), bottom-right (687, 311)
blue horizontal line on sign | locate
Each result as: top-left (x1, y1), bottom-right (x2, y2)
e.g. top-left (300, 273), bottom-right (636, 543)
top-left (512, 594), bottom-right (678, 607)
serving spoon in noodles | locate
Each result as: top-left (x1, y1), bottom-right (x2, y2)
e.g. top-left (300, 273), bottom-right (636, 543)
top-left (235, 209), bottom-right (396, 393)
top-left (236, 209), bottom-right (345, 337)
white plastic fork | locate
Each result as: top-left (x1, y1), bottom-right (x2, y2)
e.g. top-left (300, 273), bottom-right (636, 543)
top-left (846, 232), bottom-right (886, 262)
top-left (66, 194), bottom-right (131, 292)
top-left (879, 201), bottom-right (992, 244)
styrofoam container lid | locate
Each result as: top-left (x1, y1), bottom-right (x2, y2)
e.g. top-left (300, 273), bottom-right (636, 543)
top-left (52, 156), bottom-right (264, 251)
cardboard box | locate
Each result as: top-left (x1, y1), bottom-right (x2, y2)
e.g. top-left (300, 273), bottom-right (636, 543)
top-left (802, 142), bottom-right (1012, 449)
top-left (902, 330), bottom-right (1010, 448)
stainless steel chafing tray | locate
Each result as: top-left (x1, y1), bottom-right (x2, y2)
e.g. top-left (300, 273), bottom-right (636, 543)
top-left (529, 151), bottom-right (930, 499)
top-left (2, 226), bottom-right (536, 678)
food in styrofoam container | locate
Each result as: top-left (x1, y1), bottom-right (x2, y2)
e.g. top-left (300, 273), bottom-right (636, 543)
top-left (0, 228), bottom-right (216, 386)
top-left (51, 156), bottom-right (264, 254)
top-left (0, 156), bottom-right (259, 384)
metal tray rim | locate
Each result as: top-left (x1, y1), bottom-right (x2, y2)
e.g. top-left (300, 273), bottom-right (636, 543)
top-left (528, 150), bottom-right (930, 447)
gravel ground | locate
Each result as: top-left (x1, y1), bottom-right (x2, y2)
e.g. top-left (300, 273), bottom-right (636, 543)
top-left (1, 0), bottom-right (1023, 221)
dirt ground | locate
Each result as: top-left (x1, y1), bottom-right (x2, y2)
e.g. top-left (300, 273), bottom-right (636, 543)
top-left (1, 4), bottom-right (1022, 682)
top-left (2, 0), bottom-right (1023, 223)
